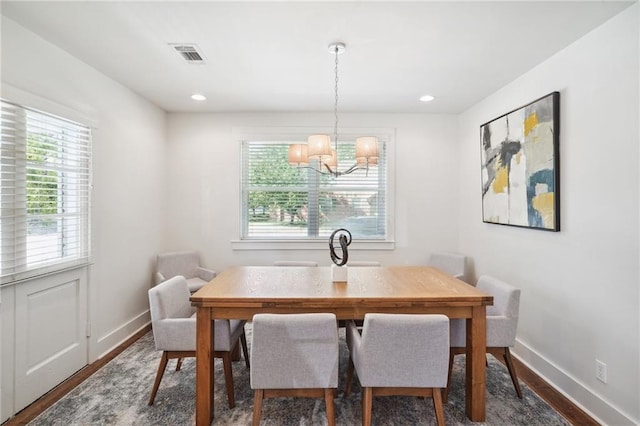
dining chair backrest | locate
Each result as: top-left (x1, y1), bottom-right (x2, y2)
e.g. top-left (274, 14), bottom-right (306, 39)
top-left (476, 275), bottom-right (520, 345)
top-left (350, 313), bottom-right (449, 388)
top-left (148, 276), bottom-right (195, 351)
top-left (156, 251), bottom-right (200, 283)
top-left (273, 260), bottom-right (319, 266)
top-left (429, 251), bottom-right (466, 280)
top-left (251, 313), bottom-right (338, 389)
top-left (155, 250), bottom-right (216, 293)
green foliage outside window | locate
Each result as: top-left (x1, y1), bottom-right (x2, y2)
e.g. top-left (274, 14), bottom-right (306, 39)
top-left (247, 145), bottom-right (308, 225)
top-left (26, 135), bottom-right (59, 232)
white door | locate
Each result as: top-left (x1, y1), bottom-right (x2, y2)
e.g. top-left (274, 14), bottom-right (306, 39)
top-left (12, 267), bottom-right (88, 411)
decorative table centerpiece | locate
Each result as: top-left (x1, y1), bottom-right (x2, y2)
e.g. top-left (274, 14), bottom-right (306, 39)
top-left (329, 228), bottom-right (351, 282)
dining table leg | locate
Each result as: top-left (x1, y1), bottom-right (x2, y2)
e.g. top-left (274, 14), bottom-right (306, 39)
top-left (196, 307), bottom-right (214, 426)
top-left (466, 305), bottom-right (487, 421)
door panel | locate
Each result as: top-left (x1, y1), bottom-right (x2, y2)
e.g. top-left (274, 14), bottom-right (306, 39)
top-left (13, 268), bottom-right (88, 411)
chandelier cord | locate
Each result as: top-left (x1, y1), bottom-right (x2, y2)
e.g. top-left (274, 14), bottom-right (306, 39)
top-left (333, 45), bottom-right (339, 158)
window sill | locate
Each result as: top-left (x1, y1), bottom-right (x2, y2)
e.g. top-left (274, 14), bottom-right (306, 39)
top-left (0, 259), bottom-right (92, 287)
top-left (230, 239), bottom-right (395, 251)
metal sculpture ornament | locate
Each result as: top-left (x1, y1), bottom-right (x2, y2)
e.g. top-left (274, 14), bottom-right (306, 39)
top-left (329, 228), bottom-right (352, 266)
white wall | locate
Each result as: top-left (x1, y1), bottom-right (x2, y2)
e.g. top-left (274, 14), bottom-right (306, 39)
top-left (165, 113), bottom-right (460, 268)
top-left (458, 5), bottom-right (639, 425)
top-left (1, 16), bottom-right (166, 418)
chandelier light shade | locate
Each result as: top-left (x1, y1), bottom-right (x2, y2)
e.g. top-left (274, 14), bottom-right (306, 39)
top-left (287, 42), bottom-right (379, 177)
top-left (355, 136), bottom-right (379, 159)
top-left (307, 134), bottom-right (332, 159)
top-left (288, 144), bottom-right (309, 166)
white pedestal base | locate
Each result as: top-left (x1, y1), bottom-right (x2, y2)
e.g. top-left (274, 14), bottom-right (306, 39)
top-left (331, 264), bottom-right (348, 283)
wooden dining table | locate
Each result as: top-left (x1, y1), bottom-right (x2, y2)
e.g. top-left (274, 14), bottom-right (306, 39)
top-left (190, 265), bottom-right (493, 425)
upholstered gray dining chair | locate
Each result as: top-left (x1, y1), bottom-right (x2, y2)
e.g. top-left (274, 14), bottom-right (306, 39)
top-left (444, 275), bottom-right (522, 401)
top-left (155, 250), bottom-right (215, 292)
top-left (147, 275), bottom-right (249, 407)
top-left (345, 314), bottom-right (450, 426)
top-left (429, 252), bottom-right (466, 281)
top-left (250, 313), bottom-right (339, 426)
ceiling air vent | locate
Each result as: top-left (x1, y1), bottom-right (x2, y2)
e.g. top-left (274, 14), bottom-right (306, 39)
top-left (170, 44), bottom-right (205, 64)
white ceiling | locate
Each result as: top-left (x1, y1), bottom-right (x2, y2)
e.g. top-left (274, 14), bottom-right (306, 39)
top-left (1, 1), bottom-right (634, 113)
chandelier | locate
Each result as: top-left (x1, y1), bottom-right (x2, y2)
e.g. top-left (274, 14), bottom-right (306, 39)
top-left (288, 42), bottom-right (379, 177)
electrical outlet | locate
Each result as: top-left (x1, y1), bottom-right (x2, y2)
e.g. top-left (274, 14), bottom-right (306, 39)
top-left (596, 359), bottom-right (607, 383)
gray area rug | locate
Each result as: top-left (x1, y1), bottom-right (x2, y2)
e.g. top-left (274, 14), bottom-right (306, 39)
top-left (31, 326), bottom-right (568, 425)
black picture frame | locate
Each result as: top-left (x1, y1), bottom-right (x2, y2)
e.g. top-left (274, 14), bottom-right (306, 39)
top-left (480, 92), bottom-right (560, 231)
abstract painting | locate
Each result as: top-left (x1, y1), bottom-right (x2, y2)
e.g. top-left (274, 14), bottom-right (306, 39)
top-left (480, 92), bottom-right (560, 231)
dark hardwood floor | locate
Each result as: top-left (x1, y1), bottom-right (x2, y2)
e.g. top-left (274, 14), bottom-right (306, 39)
top-left (3, 329), bottom-right (599, 426)
top-left (505, 357), bottom-right (600, 426)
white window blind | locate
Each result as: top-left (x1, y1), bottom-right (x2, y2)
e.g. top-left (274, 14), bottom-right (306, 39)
top-left (1, 99), bottom-right (91, 282)
top-left (241, 140), bottom-right (387, 240)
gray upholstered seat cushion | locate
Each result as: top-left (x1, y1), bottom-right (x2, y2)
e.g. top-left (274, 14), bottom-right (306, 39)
top-left (250, 313), bottom-right (339, 389)
top-left (347, 313), bottom-right (449, 388)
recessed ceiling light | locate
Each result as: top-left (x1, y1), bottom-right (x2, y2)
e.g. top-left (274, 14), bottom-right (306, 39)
top-left (191, 94), bottom-right (206, 101)
top-left (420, 95), bottom-right (435, 102)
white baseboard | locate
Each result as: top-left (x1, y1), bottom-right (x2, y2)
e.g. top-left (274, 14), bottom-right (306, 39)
top-left (93, 310), bottom-right (150, 361)
top-left (513, 339), bottom-right (637, 426)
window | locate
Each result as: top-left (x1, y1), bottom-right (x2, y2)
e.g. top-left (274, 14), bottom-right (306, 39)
top-left (1, 100), bottom-right (91, 282)
top-left (241, 139), bottom-right (387, 241)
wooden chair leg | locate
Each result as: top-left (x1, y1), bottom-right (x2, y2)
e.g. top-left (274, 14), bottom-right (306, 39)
top-left (175, 357), bottom-right (183, 371)
top-left (148, 351), bottom-right (169, 405)
top-left (241, 330), bottom-right (250, 368)
top-left (362, 387), bottom-right (373, 426)
top-left (222, 352), bottom-right (236, 408)
top-left (443, 351), bottom-right (455, 403)
top-left (252, 389), bottom-right (264, 426)
top-left (325, 388), bottom-right (336, 426)
top-left (503, 347), bottom-right (523, 398)
top-left (231, 342), bottom-right (241, 361)
top-left (345, 358), bottom-right (355, 396)
top-left (432, 388), bottom-right (445, 426)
